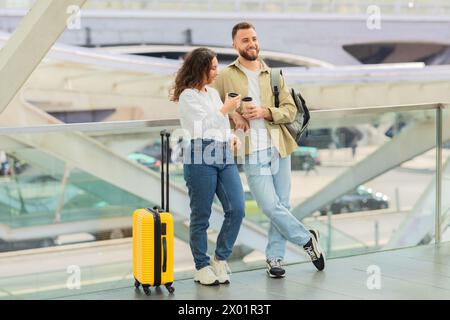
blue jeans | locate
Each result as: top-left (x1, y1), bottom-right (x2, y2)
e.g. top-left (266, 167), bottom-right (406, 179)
top-left (244, 147), bottom-right (311, 261)
top-left (183, 139), bottom-right (245, 270)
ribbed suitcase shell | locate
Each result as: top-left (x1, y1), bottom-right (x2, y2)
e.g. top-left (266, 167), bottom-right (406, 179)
top-left (133, 208), bottom-right (174, 287)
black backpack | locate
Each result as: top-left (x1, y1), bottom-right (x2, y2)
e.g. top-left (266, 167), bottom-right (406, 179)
top-left (271, 68), bottom-right (310, 145)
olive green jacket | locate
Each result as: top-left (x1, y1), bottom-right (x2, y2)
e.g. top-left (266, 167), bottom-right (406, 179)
top-left (213, 58), bottom-right (298, 158)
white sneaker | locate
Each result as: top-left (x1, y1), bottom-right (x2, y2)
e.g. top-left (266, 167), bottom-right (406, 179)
top-left (211, 258), bottom-right (231, 284)
top-left (194, 266), bottom-right (219, 286)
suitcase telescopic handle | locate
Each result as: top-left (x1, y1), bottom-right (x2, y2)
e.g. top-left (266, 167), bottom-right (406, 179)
top-left (160, 130), bottom-right (171, 212)
top-left (160, 130), bottom-right (165, 210)
top-left (165, 131), bottom-right (170, 212)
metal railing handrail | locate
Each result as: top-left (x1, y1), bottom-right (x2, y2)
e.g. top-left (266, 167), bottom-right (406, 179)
top-left (312, 103), bottom-right (448, 117)
top-left (0, 118), bottom-right (181, 134)
top-left (0, 103), bottom-right (447, 135)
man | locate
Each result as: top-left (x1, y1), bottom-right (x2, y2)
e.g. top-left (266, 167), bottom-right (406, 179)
top-left (214, 22), bottom-right (325, 278)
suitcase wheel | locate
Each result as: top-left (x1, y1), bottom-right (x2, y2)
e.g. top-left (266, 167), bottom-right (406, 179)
top-left (134, 279), bottom-right (140, 289)
top-left (165, 283), bottom-right (175, 294)
top-left (143, 285), bottom-right (151, 296)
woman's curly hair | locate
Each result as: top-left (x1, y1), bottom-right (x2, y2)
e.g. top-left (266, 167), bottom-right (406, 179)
top-left (170, 47), bottom-right (217, 102)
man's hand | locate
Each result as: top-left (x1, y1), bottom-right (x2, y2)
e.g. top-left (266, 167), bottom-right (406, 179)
top-left (232, 112), bottom-right (250, 132)
top-left (242, 105), bottom-right (273, 121)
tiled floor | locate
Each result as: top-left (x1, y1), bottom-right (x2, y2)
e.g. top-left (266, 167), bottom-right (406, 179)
top-left (57, 242), bottom-right (450, 300)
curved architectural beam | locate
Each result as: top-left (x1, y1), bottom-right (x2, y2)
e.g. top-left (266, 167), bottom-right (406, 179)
top-left (0, 0), bottom-right (87, 113)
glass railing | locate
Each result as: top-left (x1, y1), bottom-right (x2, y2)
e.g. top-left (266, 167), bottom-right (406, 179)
top-left (1, 0), bottom-right (450, 15)
top-left (299, 106), bottom-right (437, 256)
top-left (242, 103), bottom-right (447, 260)
top-left (0, 121), bottom-right (184, 299)
top-left (442, 107), bottom-right (450, 242)
top-left (0, 103), bottom-right (447, 299)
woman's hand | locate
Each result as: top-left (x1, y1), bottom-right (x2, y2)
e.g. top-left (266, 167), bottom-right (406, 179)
top-left (232, 112), bottom-right (250, 132)
top-left (220, 94), bottom-right (241, 115)
top-left (229, 136), bottom-right (241, 152)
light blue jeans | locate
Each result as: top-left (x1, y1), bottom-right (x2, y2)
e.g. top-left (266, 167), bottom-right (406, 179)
top-left (244, 147), bottom-right (311, 261)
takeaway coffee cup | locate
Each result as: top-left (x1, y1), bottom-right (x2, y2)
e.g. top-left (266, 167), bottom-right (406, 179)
top-left (241, 96), bottom-right (253, 113)
top-left (227, 92), bottom-right (241, 111)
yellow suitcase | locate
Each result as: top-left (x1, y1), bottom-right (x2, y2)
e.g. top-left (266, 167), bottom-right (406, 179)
top-left (133, 130), bottom-right (175, 295)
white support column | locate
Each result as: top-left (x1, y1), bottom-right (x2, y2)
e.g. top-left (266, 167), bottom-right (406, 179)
top-left (0, 0), bottom-right (87, 113)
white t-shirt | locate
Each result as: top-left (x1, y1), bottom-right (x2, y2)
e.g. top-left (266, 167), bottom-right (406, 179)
top-left (240, 66), bottom-right (272, 153)
top-left (179, 87), bottom-right (233, 142)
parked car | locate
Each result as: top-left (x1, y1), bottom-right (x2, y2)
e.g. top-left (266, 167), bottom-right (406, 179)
top-left (299, 127), bottom-right (363, 149)
top-left (319, 185), bottom-right (389, 215)
top-left (292, 146), bottom-right (321, 164)
top-left (291, 147), bottom-right (320, 171)
top-left (299, 128), bottom-right (333, 149)
top-left (385, 121), bottom-right (407, 138)
top-left (128, 152), bottom-right (161, 171)
top-left (139, 140), bottom-right (167, 161)
top-left (291, 153), bottom-right (316, 171)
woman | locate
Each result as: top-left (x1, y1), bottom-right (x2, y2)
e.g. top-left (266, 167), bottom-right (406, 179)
top-left (170, 48), bottom-right (245, 286)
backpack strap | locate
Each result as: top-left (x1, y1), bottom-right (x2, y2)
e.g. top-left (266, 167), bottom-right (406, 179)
top-left (271, 68), bottom-right (282, 108)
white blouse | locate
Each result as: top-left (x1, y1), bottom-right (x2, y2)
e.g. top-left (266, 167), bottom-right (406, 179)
top-left (179, 86), bottom-right (233, 142)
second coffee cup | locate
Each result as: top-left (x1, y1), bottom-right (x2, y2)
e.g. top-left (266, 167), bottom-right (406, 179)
top-left (241, 96), bottom-right (253, 113)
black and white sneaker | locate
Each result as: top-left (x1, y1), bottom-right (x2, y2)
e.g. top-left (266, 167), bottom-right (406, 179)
top-left (303, 230), bottom-right (325, 271)
top-left (266, 258), bottom-right (286, 278)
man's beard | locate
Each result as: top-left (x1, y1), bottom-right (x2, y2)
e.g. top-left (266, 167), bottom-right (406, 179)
top-left (239, 47), bottom-right (259, 61)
